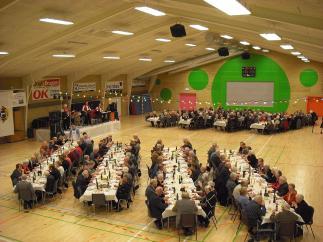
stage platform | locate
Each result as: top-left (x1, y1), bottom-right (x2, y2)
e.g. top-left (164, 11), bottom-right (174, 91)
top-left (35, 121), bottom-right (121, 141)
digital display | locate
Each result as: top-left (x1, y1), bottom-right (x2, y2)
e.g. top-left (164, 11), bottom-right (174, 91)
top-left (242, 66), bottom-right (256, 77)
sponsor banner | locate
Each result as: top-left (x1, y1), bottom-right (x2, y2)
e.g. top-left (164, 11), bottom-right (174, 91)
top-left (32, 78), bottom-right (60, 100)
top-left (106, 81), bottom-right (123, 91)
top-left (73, 82), bottom-right (96, 92)
top-left (12, 91), bottom-right (27, 107)
top-left (0, 90), bottom-right (14, 137)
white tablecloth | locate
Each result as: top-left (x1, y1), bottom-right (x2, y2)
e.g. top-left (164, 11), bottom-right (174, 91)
top-left (214, 120), bottom-right (227, 127)
top-left (178, 118), bottom-right (192, 126)
top-left (147, 117), bottom-right (160, 125)
top-left (161, 148), bottom-right (206, 219)
top-left (79, 146), bottom-right (125, 203)
top-left (250, 123), bottom-right (266, 130)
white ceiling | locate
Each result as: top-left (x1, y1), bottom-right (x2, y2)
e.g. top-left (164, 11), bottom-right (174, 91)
top-left (0, 0), bottom-right (322, 80)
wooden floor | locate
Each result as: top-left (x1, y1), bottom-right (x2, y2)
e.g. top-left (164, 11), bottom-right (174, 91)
top-left (0, 115), bottom-right (322, 242)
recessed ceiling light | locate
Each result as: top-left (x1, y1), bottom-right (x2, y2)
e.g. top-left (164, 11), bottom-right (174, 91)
top-left (301, 58), bottom-right (308, 61)
top-left (280, 44), bottom-right (294, 50)
top-left (220, 34), bottom-right (233, 39)
top-left (262, 49), bottom-right (269, 52)
top-left (203, 0), bottom-right (251, 16)
top-left (164, 59), bottom-right (175, 63)
top-left (304, 60), bottom-right (310, 63)
top-left (112, 30), bottom-right (134, 36)
top-left (134, 6), bottom-right (166, 16)
top-left (297, 55), bottom-right (305, 59)
top-left (52, 54), bottom-right (75, 58)
top-left (252, 46), bottom-right (261, 50)
top-left (240, 41), bottom-right (250, 46)
top-left (291, 51), bottom-right (301, 56)
top-left (155, 38), bottom-right (171, 42)
top-left (0, 51), bottom-right (9, 55)
top-left (39, 18), bottom-right (74, 25)
top-left (206, 47), bottom-right (215, 51)
top-left (139, 58), bottom-right (152, 62)
top-left (103, 56), bottom-right (120, 60)
top-left (185, 43), bottom-right (197, 47)
top-left (189, 24), bottom-right (209, 31)
top-left (259, 33), bottom-right (281, 41)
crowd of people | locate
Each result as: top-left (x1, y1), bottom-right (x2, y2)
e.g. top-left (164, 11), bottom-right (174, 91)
top-left (145, 138), bottom-right (314, 240)
top-left (11, 129), bottom-right (142, 212)
top-left (145, 107), bottom-right (319, 134)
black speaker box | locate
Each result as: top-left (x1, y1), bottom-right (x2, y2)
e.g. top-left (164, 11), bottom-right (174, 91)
top-left (170, 24), bottom-right (186, 37)
top-left (241, 52), bottom-right (250, 59)
top-left (218, 47), bottom-right (229, 56)
top-left (49, 111), bottom-right (61, 123)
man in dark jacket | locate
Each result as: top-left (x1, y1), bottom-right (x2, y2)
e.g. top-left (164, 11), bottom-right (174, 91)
top-left (277, 176), bottom-right (289, 197)
top-left (149, 186), bottom-right (168, 229)
top-left (215, 162), bottom-right (231, 206)
top-left (172, 192), bottom-right (198, 235)
top-left (145, 179), bottom-right (157, 201)
top-left (244, 195), bottom-right (266, 236)
top-left (11, 164), bottom-right (23, 186)
top-left (293, 194), bottom-right (312, 224)
top-left (75, 170), bottom-right (90, 196)
top-left (14, 175), bottom-right (36, 210)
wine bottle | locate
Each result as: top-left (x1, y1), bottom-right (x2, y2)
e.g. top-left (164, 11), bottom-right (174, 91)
top-left (101, 173), bottom-right (103, 180)
top-left (96, 178), bottom-right (99, 189)
top-left (273, 191), bottom-right (276, 203)
top-left (176, 193), bottom-right (179, 200)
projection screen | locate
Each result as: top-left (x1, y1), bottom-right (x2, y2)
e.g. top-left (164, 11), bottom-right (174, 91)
top-left (226, 82), bottom-right (274, 107)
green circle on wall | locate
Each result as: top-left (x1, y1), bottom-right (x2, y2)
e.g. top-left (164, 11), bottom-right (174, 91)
top-left (300, 69), bottom-right (318, 87)
top-left (155, 79), bottom-right (161, 85)
top-left (211, 54), bottom-right (290, 112)
top-left (160, 88), bottom-right (172, 101)
top-left (188, 69), bottom-right (209, 90)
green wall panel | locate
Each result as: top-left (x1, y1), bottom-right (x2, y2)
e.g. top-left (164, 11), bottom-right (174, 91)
top-left (160, 88), bottom-right (172, 101)
top-left (299, 69), bottom-right (318, 87)
top-left (188, 69), bottom-right (209, 90)
top-left (211, 54), bottom-right (290, 112)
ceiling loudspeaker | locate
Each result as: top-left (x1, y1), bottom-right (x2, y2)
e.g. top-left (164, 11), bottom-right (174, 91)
top-left (218, 47), bottom-right (229, 56)
top-left (170, 24), bottom-right (186, 37)
top-left (241, 52), bottom-right (250, 59)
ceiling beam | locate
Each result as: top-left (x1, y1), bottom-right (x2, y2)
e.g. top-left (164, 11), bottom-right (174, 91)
top-left (0, 3), bottom-right (134, 69)
top-left (0, 0), bottom-right (18, 12)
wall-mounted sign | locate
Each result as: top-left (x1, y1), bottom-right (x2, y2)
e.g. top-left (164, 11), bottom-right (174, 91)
top-left (106, 81), bottom-right (123, 91)
top-left (73, 82), bottom-right (96, 92)
top-left (32, 78), bottom-right (60, 100)
top-left (0, 90), bottom-right (14, 137)
top-left (132, 80), bottom-right (146, 87)
top-left (12, 91), bottom-right (26, 107)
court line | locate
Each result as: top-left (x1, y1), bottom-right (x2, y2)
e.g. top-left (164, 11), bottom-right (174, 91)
top-left (273, 145), bottom-right (286, 167)
top-left (0, 235), bottom-right (22, 242)
top-left (256, 135), bottom-right (273, 156)
top-left (127, 220), bottom-right (154, 242)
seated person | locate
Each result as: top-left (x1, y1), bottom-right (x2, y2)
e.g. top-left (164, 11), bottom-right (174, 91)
top-left (283, 183), bottom-right (297, 205)
top-left (22, 160), bottom-right (30, 174)
top-left (226, 172), bottom-right (238, 199)
top-left (14, 174), bottom-right (36, 210)
top-left (271, 169), bottom-right (282, 189)
top-left (236, 187), bottom-right (250, 211)
top-left (28, 155), bottom-right (39, 170)
top-left (182, 138), bottom-right (193, 150)
top-left (247, 151), bottom-right (258, 169)
top-left (244, 195), bottom-right (266, 237)
top-left (232, 180), bottom-right (248, 200)
top-left (199, 185), bottom-right (216, 227)
top-left (149, 186), bottom-right (168, 229)
top-left (277, 176), bottom-right (289, 197)
top-left (48, 164), bottom-right (61, 182)
top-left (11, 164), bottom-right (23, 186)
top-left (75, 170), bottom-right (90, 197)
top-left (172, 192), bottom-right (198, 235)
top-left (270, 203), bottom-right (299, 239)
top-left (44, 171), bottom-right (56, 193)
top-left (156, 173), bottom-right (164, 188)
top-left (145, 179), bottom-right (158, 201)
top-left (115, 176), bottom-right (132, 211)
top-left (292, 194), bottom-right (312, 224)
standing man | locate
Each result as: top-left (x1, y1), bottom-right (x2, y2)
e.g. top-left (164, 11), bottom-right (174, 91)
top-left (14, 175), bottom-right (36, 211)
top-left (69, 124), bottom-right (80, 142)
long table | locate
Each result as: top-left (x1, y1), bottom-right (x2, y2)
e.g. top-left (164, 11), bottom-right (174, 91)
top-left (222, 150), bottom-right (304, 224)
top-left (79, 144), bottom-right (125, 204)
top-left (161, 148), bottom-right (206, 222)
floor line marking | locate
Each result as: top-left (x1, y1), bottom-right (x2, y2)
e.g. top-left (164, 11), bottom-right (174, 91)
top-left (256, 135), bottom-right (273, 156)
top-left (127, 220), bottom-right (154, 242)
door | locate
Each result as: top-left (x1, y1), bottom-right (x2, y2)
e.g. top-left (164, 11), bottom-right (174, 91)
top-left (307, 96), bottom-right (323, 116)
top-left (179, 93), bottom-right (196, 111)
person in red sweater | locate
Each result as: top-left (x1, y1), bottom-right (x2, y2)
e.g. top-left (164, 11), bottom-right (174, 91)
top-left (283, 183), bottom-right (297, 205)
top-left (22, 161), bottom-right (30, 174)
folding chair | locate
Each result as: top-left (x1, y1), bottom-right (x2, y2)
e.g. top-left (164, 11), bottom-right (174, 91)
top-left (92, 193), bottom-right (108, 215)
top-left (178, 214), bottom-right (198, 241)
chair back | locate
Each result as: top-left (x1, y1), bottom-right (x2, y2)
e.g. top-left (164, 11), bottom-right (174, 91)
top-left (51, 179), bottom-right (58, 194)
top-left (180, 214), bottom-right (196, 229)
top-left (92, 193), bottom-right (106, 206)
top-left (307, 206), bottom-right (314, 224)
top-left (277, 221), bottom-right (296, 238)
top-left (72, 181), bottom-right (80, 199)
